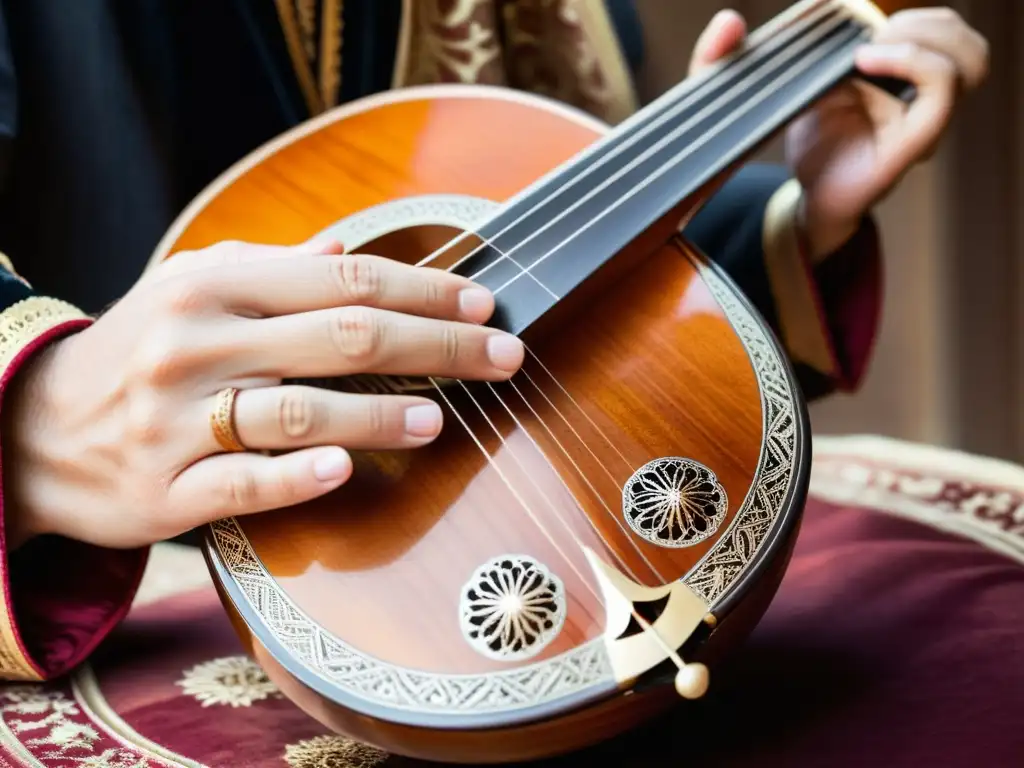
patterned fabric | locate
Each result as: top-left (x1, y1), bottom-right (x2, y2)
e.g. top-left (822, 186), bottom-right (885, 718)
top-left (392, 0), bottom-right (638, 124)
top-left (273, 0), bottom-right (638, 125)
top-left (0, 436), bottom-right (1022, 766)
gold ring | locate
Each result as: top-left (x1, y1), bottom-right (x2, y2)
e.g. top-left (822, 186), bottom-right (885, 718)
top-left (211, 387), bottom-right (246, 453)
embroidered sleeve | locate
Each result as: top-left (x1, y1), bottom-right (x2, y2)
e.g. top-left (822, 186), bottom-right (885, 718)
top-left (761, 179), bottom-right (882, 399)
top-left (0, 257), bottom-right (148, 681)
top-left (682, 163), bottom-right (882, 401)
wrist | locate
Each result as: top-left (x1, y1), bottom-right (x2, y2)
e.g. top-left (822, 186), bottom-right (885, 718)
top-left (2, 333), bottom-right (85, 551)
top-left (796, 195), bottom-right (863, 265)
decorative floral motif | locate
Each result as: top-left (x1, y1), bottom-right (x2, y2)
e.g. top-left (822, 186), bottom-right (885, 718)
top-left (623, 458), bottom-right (728, 548)
top-left (394, 0), bottom-right (637, 124)
top-left (459, 555), bottom-right (566, 661)
top-left (176, 656), bottom-right (281, 708)
top-left (0, 684), bottom-right (156, 766)
top-left (283, 735), bottom-right (387, 768)
top-left (205, 207), bottom-right (801, 717)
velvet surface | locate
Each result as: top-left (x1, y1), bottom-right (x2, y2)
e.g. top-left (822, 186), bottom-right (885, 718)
top-left (0, 436), bottom-right (1019, 767)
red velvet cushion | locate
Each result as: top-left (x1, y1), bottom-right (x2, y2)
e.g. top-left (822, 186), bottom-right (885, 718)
top-left (0, 436), bottom-right (1020, 767)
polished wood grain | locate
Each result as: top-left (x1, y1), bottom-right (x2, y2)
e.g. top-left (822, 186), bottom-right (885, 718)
top-left (158, 87), bottom-right (797, 762)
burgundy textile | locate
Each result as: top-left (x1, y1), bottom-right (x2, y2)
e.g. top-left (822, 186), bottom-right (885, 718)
top-left (0, 444), bottom-right (1021, 767)
top-left (0, 317), bottom-right (149, 680)
top-left (813, 219), bottom-right (883, 392)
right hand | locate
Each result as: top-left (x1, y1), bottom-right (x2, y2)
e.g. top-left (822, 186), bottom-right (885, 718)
top-left (3, 239), bottom-right (524, 550)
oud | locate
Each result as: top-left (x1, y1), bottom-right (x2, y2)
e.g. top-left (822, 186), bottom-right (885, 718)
top-left (151, 0), bottom-right (902, 762)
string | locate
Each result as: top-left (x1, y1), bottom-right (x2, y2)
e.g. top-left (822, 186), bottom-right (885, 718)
top-left (459, 1), bottom-right (848, 287)
top-left (432, 375), bottom-right (700, 685)
top-left (407, 0), bottom-right (850, 284)
top-left (483, 14), bottom-right (863, 297)
top-left (457, 378), bottom-right (646, 584)
top-left (495, 376), bottom-right (663, 582)
top-left (426, 377), bottom-right (607, 608)
top-left (414, 6), bottom-right (856, 583)
top-left (370, 1), bottom-right (862, 670)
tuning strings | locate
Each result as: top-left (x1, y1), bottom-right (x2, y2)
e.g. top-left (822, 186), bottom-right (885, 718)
top-left (493, 376), bottom-right (657, 580)
top-left (427, 378), bottom-right (611, 608)
top-left (459, 0), bottom-right (852, 287)
top-left (480, 13), bottom-right (865, 295)
top-left (412, 0), bottom-right (861, 283)
top-left (414, 3), bottom-right (866, 659)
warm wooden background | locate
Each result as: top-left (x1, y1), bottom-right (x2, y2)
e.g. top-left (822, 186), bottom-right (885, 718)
top-left (634, 0), bottom-right (1024, 462)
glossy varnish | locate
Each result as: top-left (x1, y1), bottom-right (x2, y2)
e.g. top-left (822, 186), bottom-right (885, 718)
top-left (155, 87), bottom-right (799, 763)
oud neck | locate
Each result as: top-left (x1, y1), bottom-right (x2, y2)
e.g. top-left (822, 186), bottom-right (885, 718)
top-left (454, 0), bottom-right (890, 337)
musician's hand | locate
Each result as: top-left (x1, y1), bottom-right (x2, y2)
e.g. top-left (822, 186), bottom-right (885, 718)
top-left (3, 240), bottom-right (524, 549)
top-left (689, 7), bottom-right (989, 260)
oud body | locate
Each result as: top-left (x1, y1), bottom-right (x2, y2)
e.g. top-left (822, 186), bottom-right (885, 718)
top-left (148, 1), bottom-right (895, 760)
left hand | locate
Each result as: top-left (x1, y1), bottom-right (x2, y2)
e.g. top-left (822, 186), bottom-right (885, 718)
top-left (689, 7), bottom-right (989, 260)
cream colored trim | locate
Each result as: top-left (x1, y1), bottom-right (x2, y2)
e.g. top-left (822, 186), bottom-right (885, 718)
top-left (391, 0), bottom-right (414, 89)
top-left (574, 0), bottom-right (640, 123)
top-left (72, 664), bottom-right (207, 768)
top-left (761, 179), bottom-right (838, 377)
top-left (844, 0), bottom-right (889, 32)
top-left (0, 296), bottom-right (88, 681)
top-left (0, 712), bottom-right (45, 766)
top-left (810, 434), bottom-right (1024, 566)
top-left (146, 84), bottom-right (609, 271)
top-left (0, 297), bottom-right (88, 372)
top-left (812, 434), bottom-right (1024, 489)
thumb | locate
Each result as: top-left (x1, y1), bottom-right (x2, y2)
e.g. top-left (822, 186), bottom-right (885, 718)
top-left (689, 9), bottom-right (747, 76)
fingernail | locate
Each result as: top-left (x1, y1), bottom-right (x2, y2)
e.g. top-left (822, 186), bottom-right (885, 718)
top-left (458, 288), bottom-right (493, 321)
top-left (405, 403), bottom-right (443, 437)
top-left (486, 333), bottom-right (524, 372)
top-left (313, 448), bottom-right (351, 482)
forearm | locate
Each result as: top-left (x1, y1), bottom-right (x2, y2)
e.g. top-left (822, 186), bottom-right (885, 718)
top-left (0, 258), bottom-right (148, 681)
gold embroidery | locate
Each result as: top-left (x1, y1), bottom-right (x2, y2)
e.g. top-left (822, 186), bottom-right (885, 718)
top-left (296, 0), bottom-right (317, 61)
top-left (398, 0), bottom-right (505, 86)
top-left (0, 297), bottom-right (88, 682)
top-left (810, 435), bottom-right (1024, 563)
top-left (3, 687), bottom-right (102, 757)
top-left (274, 0), bottom-right (346, 115)
top-left (393, 0), bottom-right (637, 125)
top-left (274, 0), bottom-right (327, 114)
top-left (0, 297), bottom-right (89, 373)
top-left (175, 656), bottom-right (281, 708)
top-left (283, 735), bottom-right (387, 768)
top-left (319, 0), bottom-right (344, 109)
top-left (503, 0), bottom-right (637, 124)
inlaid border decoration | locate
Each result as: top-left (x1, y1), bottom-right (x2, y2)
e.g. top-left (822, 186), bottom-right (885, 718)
top-left (207, 193), bottom-right (800, 717)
